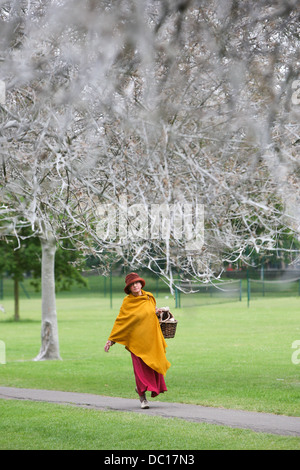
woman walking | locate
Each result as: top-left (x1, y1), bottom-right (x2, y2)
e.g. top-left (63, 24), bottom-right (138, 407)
top-left (104, 272), bottom-right (170, 409)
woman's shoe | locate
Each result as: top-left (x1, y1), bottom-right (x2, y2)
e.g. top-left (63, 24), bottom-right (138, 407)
top-left (140, 399), bottom-right (149, 409)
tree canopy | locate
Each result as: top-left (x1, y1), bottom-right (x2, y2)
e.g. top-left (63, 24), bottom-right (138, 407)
top-left (0, 0), bottom-right (299, 286)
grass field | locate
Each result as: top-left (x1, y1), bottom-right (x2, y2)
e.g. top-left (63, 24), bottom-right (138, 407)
top-left (1, 399), bottom-right (300, 450)
top-left (0, 288), bottom-right (299, 450)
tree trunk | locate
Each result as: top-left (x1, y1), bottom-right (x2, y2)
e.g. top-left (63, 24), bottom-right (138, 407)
top-left (13, 278), bottom-right (20, 321)
top-left (34, 236), bottom-right (62, 361)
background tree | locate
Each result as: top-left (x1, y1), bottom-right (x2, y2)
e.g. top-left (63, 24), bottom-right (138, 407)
top-left (0, 233), bottom-right (87, 321)
top-left (0, 0), bottom-right (299, 358)
top-left (0, 229), bottom-right (40, 320)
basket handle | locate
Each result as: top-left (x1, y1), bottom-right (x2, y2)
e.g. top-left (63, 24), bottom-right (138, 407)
top-left (159, 310), bottom-right (172, 323)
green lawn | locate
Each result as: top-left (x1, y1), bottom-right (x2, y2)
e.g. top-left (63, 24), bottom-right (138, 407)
top-left (0, 292), bottom-right (299, 449)
top-left (1, 399), bottom-right (299, 450)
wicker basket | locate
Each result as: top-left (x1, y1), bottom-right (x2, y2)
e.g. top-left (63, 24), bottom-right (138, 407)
top-left (158, 308), bottom-right (178, 339)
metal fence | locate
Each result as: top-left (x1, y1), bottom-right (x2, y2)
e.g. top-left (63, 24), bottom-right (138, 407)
top-left (1, 269), bottom-right (300, 309)
top-left (174, 280), bottom-right (242, 308)
top-left (246, 277), bottom-right (300, 306)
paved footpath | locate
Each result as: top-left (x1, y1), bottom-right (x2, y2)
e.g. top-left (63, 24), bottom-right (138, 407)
top-left (0, 386), bottom-right (300, 437)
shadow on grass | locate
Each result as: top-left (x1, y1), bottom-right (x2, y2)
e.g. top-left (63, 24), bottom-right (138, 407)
top-left (0, 317), bottom-right (40, 324)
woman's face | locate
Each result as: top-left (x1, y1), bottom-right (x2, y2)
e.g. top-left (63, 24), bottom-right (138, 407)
top-left (129, 281), bottom-right (143, 296)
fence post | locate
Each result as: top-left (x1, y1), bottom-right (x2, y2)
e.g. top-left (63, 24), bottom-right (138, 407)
top-left (110, 270), bottom-right (113, 309)
top-left (175, 286), bottom-right (181, 308)
top-left (262, 264), bottom-right (265, 297)
top-left (103, 276), bottom-right (107, 297)
top-left (247, 276), bottom-right (250, 308)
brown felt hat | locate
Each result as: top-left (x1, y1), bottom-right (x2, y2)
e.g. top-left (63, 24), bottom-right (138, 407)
top-left (124, 272), bottom-right (145, 294)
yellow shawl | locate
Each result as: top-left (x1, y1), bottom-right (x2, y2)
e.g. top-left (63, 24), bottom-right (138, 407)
top-left (108, 290), bottom-right (171, 375)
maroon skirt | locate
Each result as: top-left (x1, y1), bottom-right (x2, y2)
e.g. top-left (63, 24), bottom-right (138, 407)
top-left (131, 352), bottom-right (167, 398)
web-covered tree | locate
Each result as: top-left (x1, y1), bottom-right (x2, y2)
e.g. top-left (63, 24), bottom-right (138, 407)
top-left (0, 0), bottom-right (299, 359)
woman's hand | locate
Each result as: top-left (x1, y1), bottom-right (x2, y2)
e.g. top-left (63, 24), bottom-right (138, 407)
top-left (104, 340), bottom-right (114, 352)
